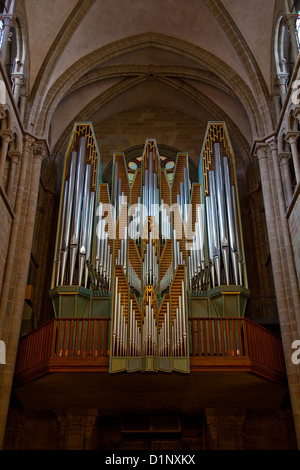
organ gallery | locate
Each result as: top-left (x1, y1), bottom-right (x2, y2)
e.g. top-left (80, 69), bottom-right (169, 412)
top-left (50, 121), bottom-right (250, 374)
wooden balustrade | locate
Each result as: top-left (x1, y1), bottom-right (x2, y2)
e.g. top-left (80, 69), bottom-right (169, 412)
top-left (14, 316), bottom-right (286, 383)
top-left (55, 317), bottom-right (110, 358)
top-left (15, 320), bottom-right (57, 376)
top-left (242, 317), bottom-right (285, 374)
top-left (189, 317), bottom-right (285, 374)
top-left (189, 317), bottom-right (245, 358)
top-left (15, 318), bottom-right (111, 377)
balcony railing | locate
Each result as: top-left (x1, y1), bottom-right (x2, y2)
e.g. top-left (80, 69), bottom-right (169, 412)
top-left (14, 317), bottom-right (286, 385)
top-left (189, 317), bottom-right (286, 375)
top-left (15, 318), bottom-right (111, 380)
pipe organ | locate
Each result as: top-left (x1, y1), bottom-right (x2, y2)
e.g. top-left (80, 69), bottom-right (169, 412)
top-left (50, 120), bottom-right (249, 374)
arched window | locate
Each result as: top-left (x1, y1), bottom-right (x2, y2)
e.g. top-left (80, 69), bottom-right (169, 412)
top-left (290, 0), bottom-right (300, 51)
top-left (0, 0), bottom-right (7, 13)
top-left (296, 10), bottom-right (300, 48)
top-left (126, 154), bottom-right (177, 185)
top-left (4, 16), bottom-right (27, 109)
top-left (274, 14), bottom-right (295, 108)
top-left (0, 18), bottom-right (4, 49)
top-left (6, 23), bottom-right (16, 76)
top-left (0, 0), bottom-right (8, 49)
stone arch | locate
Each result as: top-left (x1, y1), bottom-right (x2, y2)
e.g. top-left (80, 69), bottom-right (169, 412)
top-left (50, 73), bottom-right (251, 173)
top-left (27, 0), bottom-right (95, 116)
top-left (274, 14), bottom-right (288, 75)
top-left (9, 2), bottom-right (30, 111)
top-left (102, 143), bottom-right (199, 191)
top-left (28, 33), bottom-right (268, 141)
top-left (9, 129), bottom-right (20, 152)
top-left (203, 0), bottom-right (273, 134)
top-left (288, 108), bottom-right (299, 132)
top-left (279, 130), bottom-right (288, 153)
top-left (0, 107), bottom-right (11, 131)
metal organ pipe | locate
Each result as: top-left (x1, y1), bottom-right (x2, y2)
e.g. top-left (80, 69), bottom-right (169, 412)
top-left (113, 162), bottom-right (119, 217)
top-left (223, 156), bottom-right (239, 285)
top-left (84, 191), bottom-right (95, 287)
top-left (56, 138), bottom-right (100, 289)
top-left (70, 137), bottom-right (87, 285)
top-left (110, 144), bottom-right (190, 361)
top-left (60, 151), bottom-right (77, 286)
top-left (79, 165), bottom-right (92, 287)
top-left (214, 143), bottom-right (230, 286)
top-left (208, 171), bottom-right (221, 286)
top-left (205, 196), bottom-right (215, 287)
top-left (231, 185), bottom-right (243, 285)
top-left (56, 180), bottom-right (69, 286)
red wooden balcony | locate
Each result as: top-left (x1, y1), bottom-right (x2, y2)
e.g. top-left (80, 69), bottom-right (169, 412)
top-left (14, 317), bottom-right (286, 387)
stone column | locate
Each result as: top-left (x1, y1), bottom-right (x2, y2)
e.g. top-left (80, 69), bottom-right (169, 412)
top-left (284, 13), bottom-right (299, 66)
top-left (205, 408), bottom-right (246, 450)
top-left (247, 190), bottom-right (270, 294)
top-left (272, 85), bottom-right (282, 121)
top-left (11, 73), bottom-right (25, 105)
top-left (0, 131), bottom-right (13, 183)
top-left (279, 152), bottom-right (294, 205)
top-left (0, 15), bottom-right (14, 63)
top-left (19, 88), bottom-right (27, 123)
top-left (285, 132), bottom-right (300, 184)
top-left (33, 190), bottom-right (57, 324)
top-left (56, 409), bottom-right (98, 450)
top-left (255, 142), bottom-right (300, 449)
top-left (0, 139), bottom-right (48, 449)
top-left (276, 410), bottom-right (298, 450)
top-left (6, 151), bottom-right (20, 203)
top-left (277, 72), bottom-right (289, 103)
top-left (3, 409), bottom-right (26, 450)
top-left (266, 137), bottom-right (300, 334)
top-left (0, 135), bottom-right (34, 337)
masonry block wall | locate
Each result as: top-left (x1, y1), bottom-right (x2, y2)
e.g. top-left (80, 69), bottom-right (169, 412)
top-left (3, 408), bottom-right (297, 450)
top-left (289, 197), bottom-right (300, 282)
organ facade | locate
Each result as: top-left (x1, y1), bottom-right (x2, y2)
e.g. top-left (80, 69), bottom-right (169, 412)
top-left (50, 120), bottom-right (250, 375)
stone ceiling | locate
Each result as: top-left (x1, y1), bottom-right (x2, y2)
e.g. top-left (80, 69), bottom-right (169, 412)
top-left (21, 0), bottom-right (277, 174)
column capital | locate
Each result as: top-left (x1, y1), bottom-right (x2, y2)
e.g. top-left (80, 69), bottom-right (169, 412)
top-left (0, 105), bottom-right (7, 120)
top-left (277, 71), bottom-right (289, 84)
top-left (266, 136), bottom-right (278, 151)
top-left (285, 131), bottom-right (300, 145)
top-left (0, 13), bottom-right (15, 28)
top-left (0, 130), bottom-right (13, 143)
top-left (278, 151), bottom-right (292, 163)
top-left (7, 150), bottom-right (21, 163)
top-left (23, 134), bottom-right (35, 153)
top-left (205, 407), bottom-right (247, 450)
top-left (33, 140), bottom-right (49, 161)
top-left (253, 142), bottom-right (268, 160)
top-left (11, 72), bottom-right (25, 86)
top-left (284, 12), bottom-right (298, 26)
top-left (292, 105), bottom-right (300, 121)
top-left (55, 408), bottom-right (98, 450)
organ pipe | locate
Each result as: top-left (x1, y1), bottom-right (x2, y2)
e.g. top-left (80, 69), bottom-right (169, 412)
top-left (53, 124), bottom-right (247, 369)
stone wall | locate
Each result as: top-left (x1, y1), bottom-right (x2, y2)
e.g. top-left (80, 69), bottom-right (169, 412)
top-left (288, 195), bottom-right (300, 284)
top-left (94, 106), bottom-right (207, 176)
top-left (0, 193), bottom-right (12, 294)
top-left (3, 408), bottom-right (297, 450)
